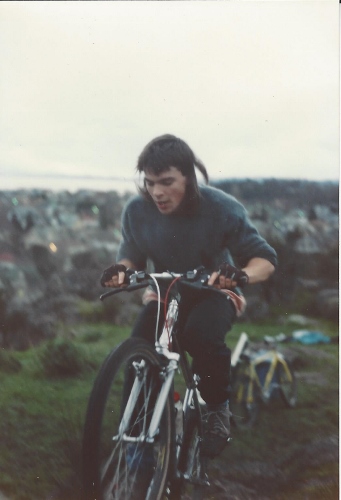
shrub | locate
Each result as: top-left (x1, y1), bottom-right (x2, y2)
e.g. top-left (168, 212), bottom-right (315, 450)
top-left (0, 349), bottom-right (22, 373)
top-left (38, 338), bottom-right (88, 377)
top-left (77, 299), bottom-right (105, 323)
top-left (81, 330), bottom-right (103, 343)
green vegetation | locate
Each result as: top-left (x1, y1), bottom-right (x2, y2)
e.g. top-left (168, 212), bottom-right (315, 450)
top-left (0, 320), bottom-right (338, 499)
top-left (214, 319), bottom-right (339, 499)
top-left (38, 338), bottom-right (94, 378)
top-left (0, 349), bottom-right (22, 374)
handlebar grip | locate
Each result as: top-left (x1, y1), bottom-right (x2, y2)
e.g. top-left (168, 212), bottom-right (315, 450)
top-left (100, 283), bottom-right (148, 301)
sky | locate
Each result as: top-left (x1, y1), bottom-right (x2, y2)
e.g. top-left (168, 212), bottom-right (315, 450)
top-left (0, 0), bottom-right (339, 193)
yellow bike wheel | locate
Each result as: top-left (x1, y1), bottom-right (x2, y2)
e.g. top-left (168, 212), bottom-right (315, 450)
top-left (230, 362), bottom-right (260, 429)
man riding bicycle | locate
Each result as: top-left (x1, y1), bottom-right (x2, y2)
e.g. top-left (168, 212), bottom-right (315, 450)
top-left (101, 134), bottom-right (277, 458)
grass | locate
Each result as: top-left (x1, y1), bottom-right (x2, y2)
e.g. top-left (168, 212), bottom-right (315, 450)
top-left (0, 324), bottom-right (130, 500)
top-left (214, 318), bottom-right (339, 499)
top-left (0, 319), bottom-right (338, 499)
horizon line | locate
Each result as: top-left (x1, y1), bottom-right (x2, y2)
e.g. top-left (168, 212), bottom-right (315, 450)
top-left (1, 172), bottom-right (338, 183)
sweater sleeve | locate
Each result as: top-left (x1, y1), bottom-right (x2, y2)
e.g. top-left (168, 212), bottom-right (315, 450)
top-left (116, 200), bottom-right (147, 270)
top-left (223, 202), bottom-right (278, 269)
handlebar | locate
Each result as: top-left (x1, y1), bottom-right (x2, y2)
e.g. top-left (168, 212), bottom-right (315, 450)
top-left (100, 268), bottom-right (216, 301)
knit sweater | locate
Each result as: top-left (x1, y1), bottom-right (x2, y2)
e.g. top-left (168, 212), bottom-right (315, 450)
top-left (117, 185), bottom-right (277, 274)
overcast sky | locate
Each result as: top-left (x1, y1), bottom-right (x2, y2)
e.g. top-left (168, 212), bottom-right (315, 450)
top-left (1, 1), bottom-right (339, 192)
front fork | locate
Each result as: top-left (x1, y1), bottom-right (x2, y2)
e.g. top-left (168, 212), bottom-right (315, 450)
top-left (146, 357), bottom-right (179, 442)
top-left (116, 298), bottom-right (181, 443)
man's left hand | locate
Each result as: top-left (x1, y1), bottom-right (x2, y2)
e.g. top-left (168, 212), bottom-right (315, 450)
top-left (208, 263), bottom-right (249, 289)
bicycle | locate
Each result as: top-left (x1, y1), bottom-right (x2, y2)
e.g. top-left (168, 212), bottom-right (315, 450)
top-left (82, 267), bottom-right (226, 500)
top-left (229, 332), bottom-right (297, 429)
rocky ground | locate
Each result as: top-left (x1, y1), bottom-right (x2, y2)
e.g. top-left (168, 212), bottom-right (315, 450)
top-left (209, 432), bottom-right (338, 499)
top-left (204, 336), bottom-right (339, 500)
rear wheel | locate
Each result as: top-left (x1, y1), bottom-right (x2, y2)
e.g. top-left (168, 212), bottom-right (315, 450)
top-left (82, 338), bottom-right (174, 500)
top-left (170, 409), bottom-right (207, 500)
top-left (230, 362), bottom-right (260, 429)
top-left (278, 360), bottom-right (297, 408)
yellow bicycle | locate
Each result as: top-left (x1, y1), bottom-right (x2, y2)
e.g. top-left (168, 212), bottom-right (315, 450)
top-left (230, 332), bottom-right (297, 429)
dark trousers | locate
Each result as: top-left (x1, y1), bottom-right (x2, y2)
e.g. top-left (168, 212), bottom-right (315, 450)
top-left (131, 288), bottom-right (236, 404)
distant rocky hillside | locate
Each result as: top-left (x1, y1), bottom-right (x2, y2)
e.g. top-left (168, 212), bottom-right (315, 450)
top-left (0, 179), bottom-right (338, 349)
top-left (213, 178), bottom-right (338, 209)
top-left (213, 179), bottom-right (338, 322)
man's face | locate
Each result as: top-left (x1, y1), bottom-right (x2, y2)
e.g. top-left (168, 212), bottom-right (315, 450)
top-left (144, 166), bottom-right (187, 215)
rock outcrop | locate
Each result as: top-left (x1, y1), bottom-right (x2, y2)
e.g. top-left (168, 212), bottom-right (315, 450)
top-left (0, 180), bottom-right (338, 348)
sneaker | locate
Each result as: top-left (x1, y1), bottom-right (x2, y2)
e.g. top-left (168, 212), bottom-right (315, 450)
top-left (201, 405), bottom-right (232, 458)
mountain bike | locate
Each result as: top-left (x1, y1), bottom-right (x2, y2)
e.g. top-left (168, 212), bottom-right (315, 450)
top-left (230, 332), bottom-right (297, 429)
top-left (82, 268), bottom-right (224, 500)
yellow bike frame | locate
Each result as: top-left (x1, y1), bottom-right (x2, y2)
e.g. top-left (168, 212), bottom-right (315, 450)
top-left (247, 349), bottom-right (293, 402)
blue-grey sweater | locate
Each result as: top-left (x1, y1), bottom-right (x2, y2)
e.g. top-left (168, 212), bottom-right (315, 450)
top-left (117, 185), bottom-right (277, 274)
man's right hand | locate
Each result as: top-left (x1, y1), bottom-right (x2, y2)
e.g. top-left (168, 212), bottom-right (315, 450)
top-left (100, 264), bottom-right (128, 288)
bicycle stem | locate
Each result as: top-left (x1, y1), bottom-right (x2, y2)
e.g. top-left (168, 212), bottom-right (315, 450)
top-left (157, 298), bottom-right (178, 348)
top-left (155, 298), bottom-right (180, 363)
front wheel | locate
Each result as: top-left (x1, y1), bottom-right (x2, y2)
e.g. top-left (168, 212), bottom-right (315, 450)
top-left (82, 338), bottom-right (174, 500)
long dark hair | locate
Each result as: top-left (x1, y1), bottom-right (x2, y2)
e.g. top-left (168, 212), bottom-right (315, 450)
top-left (136, 134), bottom-right (209, 214)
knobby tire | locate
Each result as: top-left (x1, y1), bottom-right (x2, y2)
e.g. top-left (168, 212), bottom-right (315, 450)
top-left (278, 360), bottom-right (297, 408)
top-left (230, 362), bottom-right (260, 429)
top-left (170, 409), bottom-right (206, 500)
